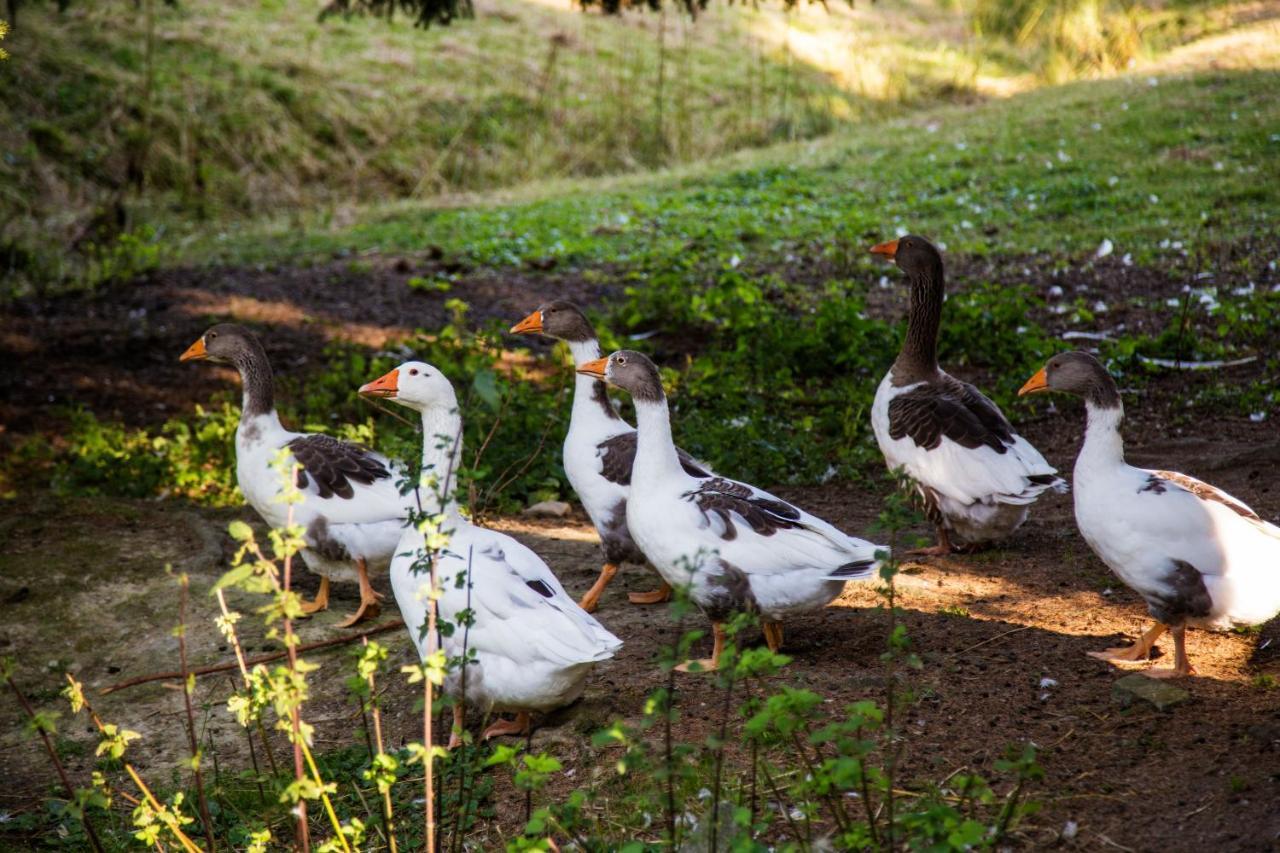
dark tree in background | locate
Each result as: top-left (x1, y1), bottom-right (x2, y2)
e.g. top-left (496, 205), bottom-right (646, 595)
top-left (6, 0), bottom-right (856, 28)
top-left (319, 0), bottom-right (854, 27)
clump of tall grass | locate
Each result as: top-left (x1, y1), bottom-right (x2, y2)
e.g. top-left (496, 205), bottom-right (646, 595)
top-left (970, 0), bottom-right (1144, 80)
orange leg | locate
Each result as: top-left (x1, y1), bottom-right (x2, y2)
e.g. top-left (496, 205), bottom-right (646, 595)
top-left (675, 623), bottom-right (726, 673)
top-left (299, 576), bottom-right (330, 615)
top-left (1143, 625), bottom-right (1196, 679)
top-left (338, 559), bottom-right (384, 628)
top-left (628, 581), bottom-right (673, 606)
top-left (762, 621), bottom-right (784, 652)
top-left (482, 711), bottom-right (532, 740)
top-left (907, 525), bottom-right (954, 557)
top-left (578, 563), bottom-right (618, 613)
top-left (448, 704), bottom-right (465, 750)
top-left (1088, 622), bottom-right (1167, 664)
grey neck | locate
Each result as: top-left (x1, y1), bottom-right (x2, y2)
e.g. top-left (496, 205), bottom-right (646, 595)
top-left (232, 342), bottom-right (276, 417)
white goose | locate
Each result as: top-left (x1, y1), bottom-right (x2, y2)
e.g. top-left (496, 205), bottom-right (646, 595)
top-left (181, 323), bottom-right (407, 626)
top-left (359, 362), bottom-right (621, 741)
top-left (511, 301), bottom-right (711, 612)
top-left (1020, 351), bottom-right (1280, 677)
top-left (870, 235), bottom-right (1066, 555)
top-left (578, 350), bottom-right (887, 672)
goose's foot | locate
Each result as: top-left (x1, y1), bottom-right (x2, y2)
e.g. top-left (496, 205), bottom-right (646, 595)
top-left (483, 712), bottom-right (531, 740)
top-left (906, 526), bottom-right (956, 557)
top-left (578, 563), bottom-right (618, 614)
top-left (628, 582), bottom-right (672, 606)
top-left (338, 559), bottom-right (384, 628)
top-left (299, 577), bottom-right (331, 616)
top-left (762, 621), bottom-right (784, 653)
top-left (448, 704), bottom-right (465, 750)
top-left (675, 623), bottom-right (725, 673)
top-left (1087, 622), bottom-right (1167, 664)
top-left (1142, 625), bottom-right (1194, 679)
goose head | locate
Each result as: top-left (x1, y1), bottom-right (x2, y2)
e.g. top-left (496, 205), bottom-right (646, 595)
top-left (179, 323), bottom-right (262, 365)
top-left (359, 361), bottom-right (458, 412)
top-left (1019, 351), bottom-right (1121, 408)
top-left (869, 234), bottom-right (943, 277)
top-left (509, 300), bottom-right (597, 343)
top-left (577, 349), bottom-right (665, 404)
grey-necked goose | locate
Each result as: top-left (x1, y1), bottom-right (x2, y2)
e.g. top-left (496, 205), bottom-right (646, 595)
top-left (870, 235), bottom-right (1065, 555)
top-left (1020, 351), bottom-right (1280, 677)
top-left (578, 350), bottom-right (886, 672)
top-left (181, 323), bottom-right (406, 626)
top-left (359, 363), bottom-right (621, 743)
top-left (511, 301), bottom-right (711, 613)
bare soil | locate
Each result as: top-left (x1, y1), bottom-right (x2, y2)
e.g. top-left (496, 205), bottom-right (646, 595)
top-left (1, 253), bottom-right (1278, 849)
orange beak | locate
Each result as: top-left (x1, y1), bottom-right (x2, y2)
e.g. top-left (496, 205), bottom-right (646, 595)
top-left (1018, 366), bottom-right (1049, 396)
top-left (509, 310), bottom-right (543, 336)
top-left (359, 368), bottom-right (400, 398)
top-left (870, 239), bottom-right (899, 259)
top-left (179, 337), bottom-right (208, 362)
top-left (577, 356), bottom-right (608, 379)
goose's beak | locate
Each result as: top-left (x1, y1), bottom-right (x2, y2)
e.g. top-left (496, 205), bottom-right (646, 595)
top-left (179, 338), bottom-right (208, 362)
top-left (1018, 367), bottom-right (1049, 396)
top-left (510, 311), bottom-right (543, 335)
top-left (869, 239), bottom-right (898, 259)
top-left (360, 369), bottom-right (400, 398)
top-left (577, 357), bottom-right (608, 379)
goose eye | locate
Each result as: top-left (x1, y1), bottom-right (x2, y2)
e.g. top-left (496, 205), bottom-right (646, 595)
top-left (409, 368), bottom-right (419, 376)
top-left (616, 356), bottom-right (626, 365)
top-left (208, 332), bottom-right (217, 339)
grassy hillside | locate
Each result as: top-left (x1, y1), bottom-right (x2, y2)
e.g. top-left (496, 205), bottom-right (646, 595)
top-left (197, 33), bottom-right (1280, 270)
top-left (0, 0), bottom-right (1258, 293)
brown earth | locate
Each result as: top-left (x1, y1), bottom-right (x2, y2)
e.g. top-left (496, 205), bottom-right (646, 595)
top-left (1, 253), bottom-right (1278, 849)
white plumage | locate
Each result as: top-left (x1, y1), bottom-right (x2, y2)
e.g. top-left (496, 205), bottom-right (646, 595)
top-left (581, 349), bottom-right (886, 670)
top-left (1021, 351), bottom-right (1280, 676)
top-left (363, 360), bottom-right (621, 739)
top-left (871, 374), bottom-right (1063, 544)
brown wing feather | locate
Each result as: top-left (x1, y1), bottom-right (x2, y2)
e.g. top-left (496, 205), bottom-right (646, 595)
top-left (887, 377), bottom-right (1013, 454)
top-left (1145, 470), bottom-right (1260, 521)
top-left (597, 432), bottom-right (710, 486)
top-left (287, 435), bottom-right (391, 500)
top-left (681, 478), bottom-right (804, 541)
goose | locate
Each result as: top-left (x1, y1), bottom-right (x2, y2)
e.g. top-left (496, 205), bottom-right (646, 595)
top-left (359, 362), bottom-right (621, 741)
top-left (180, 323), bottom-right (406, 626)
top-left (1020, 351), bottom-right (1280, 677)
top-left (510, 301), bottom-right (712, 613)
top-left (869, 235), bottom-right (1065, 555)
top-left (577, 350), bottom-right (887, 672)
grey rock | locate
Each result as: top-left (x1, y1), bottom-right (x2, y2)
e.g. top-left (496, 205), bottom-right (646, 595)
top-left (1112, 674), bottom-right (1190, 711)
top-left (523, 500), bottom-right (571, 518)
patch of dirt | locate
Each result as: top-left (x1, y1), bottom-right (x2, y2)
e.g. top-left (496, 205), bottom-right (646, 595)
top-left (0, 255), bottom-right (614, 434)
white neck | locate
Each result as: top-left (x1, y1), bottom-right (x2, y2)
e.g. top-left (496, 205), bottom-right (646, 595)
top-left (1076, 402), bottom-right (1126, 476)
top-left (416, 405), bottom-right (464, 518)
top-left (567, 339), bottom-right (624, 430)
top-left (632, 398), bottom-right (683, 480)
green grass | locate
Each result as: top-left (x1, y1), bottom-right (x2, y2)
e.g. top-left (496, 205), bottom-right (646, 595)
top-left (189, 60), bottom-right (1280, 272)
top-left (1, 0), bottom-right (1261, 294)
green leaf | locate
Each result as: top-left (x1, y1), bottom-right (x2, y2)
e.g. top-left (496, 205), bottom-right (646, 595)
top-left (472, 369), bottom-right (501, 412)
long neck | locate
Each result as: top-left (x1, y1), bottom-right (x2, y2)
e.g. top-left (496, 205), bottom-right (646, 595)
top-left (632, 397), bottom-right (683, 478)
top-left (232, 344), bottom-right (277, 418)
top-left (1077, 402), bottom-right (1126, 473)
top-left (568, 339), bottom-right (622, 426)
top-left (893, 261), bottom-right (944, 383)
top-left (417, 405), bottom-right (464, 517)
